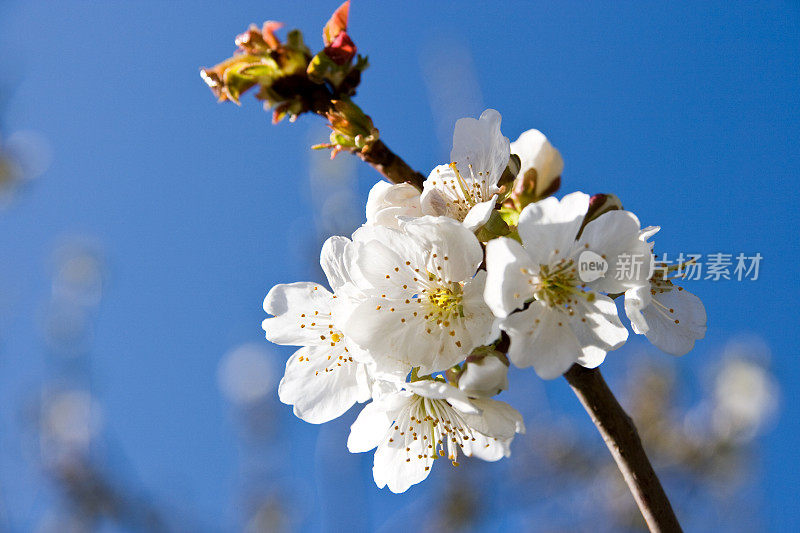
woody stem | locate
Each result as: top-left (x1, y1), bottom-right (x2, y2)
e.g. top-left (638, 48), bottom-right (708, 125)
top-left (564, 364), bottom-right (683, 533)
top-left (355, 139), bottom-right (425, 189)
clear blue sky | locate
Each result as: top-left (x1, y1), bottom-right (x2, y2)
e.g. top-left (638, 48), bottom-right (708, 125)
top-left (1, 1), bottom-right (798, 531)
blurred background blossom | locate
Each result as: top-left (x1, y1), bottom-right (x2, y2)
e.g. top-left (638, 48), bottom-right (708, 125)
top-left (0, 1), bottom-right (797, 531)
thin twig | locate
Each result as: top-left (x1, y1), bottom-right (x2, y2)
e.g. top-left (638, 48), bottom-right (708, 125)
top-left (285, 80), bottom-right (426, 188)
top-left (356, 140), bottom-right (425, 189)
top-left (564, 364), bottom-right (683, 533)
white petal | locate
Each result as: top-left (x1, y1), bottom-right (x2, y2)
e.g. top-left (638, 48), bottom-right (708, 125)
top-left (344, 296), bottom-right (473, 375)
top-left (501, 304), bottom-right (581, 379)
top-left (462, 398), bottom-right (525, 439)
top-left (320, 235), bottom-right (354, 293)
top-left (466, 435), bottom-right (513, 461)
top-left (278, 345), bottom-right (368, 424)
top-left (639, 225), bottom-right (660, 243)
top-left (641, 286), bottom-right (707, 356)
top-left (578, 210), bottom-right (652, 294)
top-left (400, 216), bottom-right (483, 283)
top-left (624, 285), bottom-right (653, 334)
top-left (353, 237), bottom-right (419, 296)
top-left (451, 109), bottom-right (510, 190)
top-left (462, 196), bottom-right (497, 232)
top-left (484, 237), bottom-right (537, 318)
top-left (404, 380), bottom-right (479, 414)
top-left (366, 181), bottom-right (421, 228)
top-left (420, 164), bottom-right (458, 218)
top-left (575, 345), bottom-right (608, 369)
top-left (366, 181), bottom-right (393, 219)
top-left (262, 282), bottom-right (334, 345)
top-left (517, 192), bottom-right (589, 265)
top-left (578, 296), bottom-right (629, 350)
top-left (570, 295), bottom-right (628, 368)
top-left (458, 356), bottom-right (509, 398)
top-left (347, 392), bottom-right (410, 452)
top-left (373, 425), bottom-right (433, 493)
top-left (460, 270), bottom-right (501, 346)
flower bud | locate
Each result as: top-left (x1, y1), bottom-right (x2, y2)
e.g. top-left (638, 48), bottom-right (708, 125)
top-left (457, 349), bottom-right (510, 398)
top-left (324, 31), bottom-right (356, 65)
top-left (508, 129), bottom-right (563, 209)
top-left (578, 193), bottom-right (622, 237)
top-left (235, 21), bottom-right (283, 54)
top-left (474, 209), bottom-right (510, 243)
top-left (496, 153), bottom-right (521, 197)
top-left (313, 100), bottom-right (379, 156)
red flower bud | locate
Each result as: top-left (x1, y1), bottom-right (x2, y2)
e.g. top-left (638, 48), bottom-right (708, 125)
top-left (324, 31), bottom-right (356, 65)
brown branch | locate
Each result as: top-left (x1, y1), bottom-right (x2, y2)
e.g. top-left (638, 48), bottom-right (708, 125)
top-left (356, 140), bottom-right (425, 189)
top-left (564, 364), bottom-right (683, 533)
top-left (273, 77), bottom-right (426, 188)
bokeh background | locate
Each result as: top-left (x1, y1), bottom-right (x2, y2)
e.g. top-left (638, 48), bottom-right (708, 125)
top-left (0, 1), bottom-right (797, 531)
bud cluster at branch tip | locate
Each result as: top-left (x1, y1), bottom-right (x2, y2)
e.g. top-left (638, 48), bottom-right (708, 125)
top-left (200, 1), bottom-right (370, 131)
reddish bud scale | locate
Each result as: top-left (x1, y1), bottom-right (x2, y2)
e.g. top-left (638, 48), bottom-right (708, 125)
top-left (324, 31), bottom-right (357, 65)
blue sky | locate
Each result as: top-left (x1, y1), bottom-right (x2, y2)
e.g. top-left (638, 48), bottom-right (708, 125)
top-left (1, 1), bottom-right (798, 531)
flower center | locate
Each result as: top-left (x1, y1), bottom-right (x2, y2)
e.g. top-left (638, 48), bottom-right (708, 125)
top-left (532, 259), bottom-right (595, 310)
top-left (423, 284), bottom-right (464, 320)
top-left (402, 395), bottom-right (475, 465)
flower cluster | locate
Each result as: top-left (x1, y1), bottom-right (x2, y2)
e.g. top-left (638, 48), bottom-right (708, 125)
top-left (263, 109), bottom-right (706, 492)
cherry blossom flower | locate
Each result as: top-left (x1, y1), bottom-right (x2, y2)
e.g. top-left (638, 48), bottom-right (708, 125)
top-left (339, 216), bottom-right (498, 375)
top-left (624, 270), bottom-right (707, 357)
top-left (347, 379), bottom-right (524, 493)
top-left (484, 192), bottom-right (652, 378)
top-left (421, 109), bottom-right (510, 231)
top-left (365, 180), bottom-right (421, 228)
top-left (262, 236), bottom-right (383, 423)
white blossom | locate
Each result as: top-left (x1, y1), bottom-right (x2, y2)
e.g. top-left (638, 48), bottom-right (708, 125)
top-left (365, 180), bottom-right (421, 228)
top-left (484, 192), bottom-right (652, 378)
top-left (421, 109), bottom-right (510, 231)
top-left (263, 237), bottom-right (384, 423)
top-left (624, 277), bottom-right (706, 357)
top-left (339, 216), bottom-right (498, 375)
top-left (622, 227), bottom-right (706, 356)
top-left (347, 379), bottom-right (524, 493)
